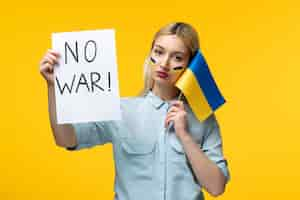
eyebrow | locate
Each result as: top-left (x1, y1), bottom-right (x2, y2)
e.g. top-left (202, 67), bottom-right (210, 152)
top-left (154, 44), bottom-right (185, 55)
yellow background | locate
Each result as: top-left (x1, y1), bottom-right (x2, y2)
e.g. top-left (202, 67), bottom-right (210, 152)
top-left (4, 0), bottom-right (300, 199)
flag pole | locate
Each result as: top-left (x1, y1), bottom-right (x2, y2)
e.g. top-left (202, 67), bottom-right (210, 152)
top-left (178, 91), bottom-right (183, 101)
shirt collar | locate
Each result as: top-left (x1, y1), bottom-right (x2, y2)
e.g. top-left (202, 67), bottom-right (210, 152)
top-left (146, 90), bottom-right (186, 110)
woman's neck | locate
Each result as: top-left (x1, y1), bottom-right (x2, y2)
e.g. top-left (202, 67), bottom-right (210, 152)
top-left (152, 83), bottom-right (180, 101)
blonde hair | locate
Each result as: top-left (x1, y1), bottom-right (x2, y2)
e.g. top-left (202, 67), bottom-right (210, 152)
top-left (139, 22), bottom-right (200, 96)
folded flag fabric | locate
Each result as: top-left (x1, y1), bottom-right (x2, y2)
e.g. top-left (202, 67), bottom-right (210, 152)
top-left (175, 50), bottom-right (226, 122)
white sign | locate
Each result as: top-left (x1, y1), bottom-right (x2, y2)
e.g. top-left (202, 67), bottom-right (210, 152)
top-left (52, 29), bottom-right (121, 124)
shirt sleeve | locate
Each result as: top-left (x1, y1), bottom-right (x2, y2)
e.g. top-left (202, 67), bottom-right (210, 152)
top-left (66, 121), bottom-right (117, 151)
top-left (201, 115), bottom-right (230, 183)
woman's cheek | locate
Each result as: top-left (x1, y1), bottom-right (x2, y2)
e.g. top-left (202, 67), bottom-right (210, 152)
top-left (150, 65), bottom-right (157, 79)
top-left (172, 71), bottom-right (183, 83)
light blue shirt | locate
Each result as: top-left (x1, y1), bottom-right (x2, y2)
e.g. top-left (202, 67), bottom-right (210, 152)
top-left (67, 90), bottom-right (230, 200)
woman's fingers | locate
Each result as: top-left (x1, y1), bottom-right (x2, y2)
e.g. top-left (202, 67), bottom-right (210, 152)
top-left (40, 59), bottom-right (55, 84)
top-left (40, 63), bottom-right (53, 77)
top-left (170, 100), bottom-right (184, 107)
top-left (39, 49), bottom-right (60, 85)
top-left (42, 64), bottom-right (54, 82)
top-left (165, 104), bottom-right (182, 127)
top-left (165, 112), bottom-right (176, 127)
top-left (44, 53), bottom-right (59, 66)
top-left (48, 49), bottom-right (60, 57)
top-left (39, 49), bottom-right (60, 71)
top-left (168, 106), bottom-right (179, 113)
top-left (41, 55), bottom-right (54, 66)
top-left (40, 56), bottom-right (48, 66)
top-left (40, 50), bottom-right (60, 65)
top-left (47, 54), bottom-right (58, 65)
top-left (165, 102), bottom-right (188, 127)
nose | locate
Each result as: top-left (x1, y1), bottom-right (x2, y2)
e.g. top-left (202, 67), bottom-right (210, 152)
top-left (160, 55), bottom-right (171, 71)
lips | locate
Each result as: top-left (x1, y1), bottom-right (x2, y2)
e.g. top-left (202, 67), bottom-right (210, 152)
top-left (156, 71), bottom-right (169, 79)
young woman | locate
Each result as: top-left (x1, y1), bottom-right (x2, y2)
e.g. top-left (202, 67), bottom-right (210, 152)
top-left (39, 22), bottom-right (230, 200)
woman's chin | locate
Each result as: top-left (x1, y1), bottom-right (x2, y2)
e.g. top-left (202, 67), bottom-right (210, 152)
top-left (153, 78), bottom-right (175, 87)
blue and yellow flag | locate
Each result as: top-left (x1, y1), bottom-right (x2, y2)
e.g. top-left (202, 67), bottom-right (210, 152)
top-left (175, 50), bottom-right (226, 122)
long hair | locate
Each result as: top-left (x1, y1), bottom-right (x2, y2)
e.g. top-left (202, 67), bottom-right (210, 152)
top-left (139, 22), bottom-right (200, 96)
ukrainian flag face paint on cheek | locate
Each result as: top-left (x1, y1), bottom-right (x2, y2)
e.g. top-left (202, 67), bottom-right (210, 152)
top-left (171, 65), bottom-right (185, 80)
top-left (150, 57), bottom-right (157, 66)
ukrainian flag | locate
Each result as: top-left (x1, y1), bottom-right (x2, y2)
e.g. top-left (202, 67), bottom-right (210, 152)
top-left (175, 50), bottom-right (226, 122)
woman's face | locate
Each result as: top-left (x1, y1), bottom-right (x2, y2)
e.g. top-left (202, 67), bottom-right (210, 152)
top-left (150, 34), bottom-right (190, 87)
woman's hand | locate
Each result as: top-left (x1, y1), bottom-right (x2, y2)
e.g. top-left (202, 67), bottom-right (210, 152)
top-left (164, 100), bottom-right (189, 138)
top-left (39, 49), bottom-right (60, 86)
